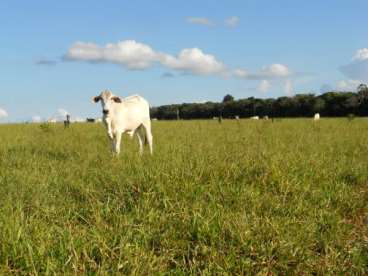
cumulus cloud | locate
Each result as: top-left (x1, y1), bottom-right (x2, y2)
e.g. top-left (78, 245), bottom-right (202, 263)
top-left (233, 68), bottom-right (249, 78)
top-left (353, 48), bottom-right (368, 61)
top-left (32, 115), bottom-right (42, 123)
top-left (320, 80), bottom-right (361, 93)
top-left (160, 48), bottom-right (226, 75)
top-left (63, 40), bottom-right (299, 82)
top-left (336, 79), bottom-right (361, 91)
top-left (64, 40), bottom-right (226, 76)
top-left (64, 40), bottom-right (158, 70)
top-left (340, 48), bottom-right (368, 82)
top-left (233, 63), bottom-right (292, 80)
top-left (261, 64), bottom-right (291, 78)
top-left (225, 16), bottom-right (239, 27)
top-left (0, 108), bottom-right (8, 119)
top-left (257, 80), bottom-right (271, 93)
top-left (186, 17), bottom-right (213, 26)
top-left (330, 79), bottom-right (362, 92)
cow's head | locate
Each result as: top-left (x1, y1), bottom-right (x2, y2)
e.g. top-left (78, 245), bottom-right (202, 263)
top-left (93, 90), bottom-right (122, 116)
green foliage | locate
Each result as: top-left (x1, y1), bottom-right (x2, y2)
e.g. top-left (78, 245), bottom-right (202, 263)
top-left (222, 94), bottom-right (235, 103)
top-left (151, 89), bottom-right (368, 119)
top-left (0, 120), bottom-right (367, 274)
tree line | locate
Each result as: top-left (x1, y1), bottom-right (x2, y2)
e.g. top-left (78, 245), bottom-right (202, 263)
top-left (150, 84), bottom-right (368, 120)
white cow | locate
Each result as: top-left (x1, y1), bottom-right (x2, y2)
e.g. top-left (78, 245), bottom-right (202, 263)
top-left (314, 113), bottom-right (320, 121)
top-left (93, 90), bottom-right (153, 155)
top-left (250, 116), bottom-right (259, 120)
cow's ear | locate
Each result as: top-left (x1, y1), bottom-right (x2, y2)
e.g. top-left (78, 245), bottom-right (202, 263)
top-left (112, 96), bottom-right (122, 103)
top-left (92, 96), bottom-right (101, 103)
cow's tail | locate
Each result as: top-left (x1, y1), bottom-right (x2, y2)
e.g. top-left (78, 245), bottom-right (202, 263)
top-left (138, 124), bottom-right (148, 145)
top-left (143, 124), bottom-right (148, 145)
top-left (142, 120), bottom-right (153, 154)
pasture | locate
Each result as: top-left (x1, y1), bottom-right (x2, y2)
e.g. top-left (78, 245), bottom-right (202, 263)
top-left (0, 119), bottom-right (367, 274)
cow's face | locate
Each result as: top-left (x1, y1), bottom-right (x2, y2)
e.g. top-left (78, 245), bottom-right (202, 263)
top-left (93, 90), bottom-right (122, 116)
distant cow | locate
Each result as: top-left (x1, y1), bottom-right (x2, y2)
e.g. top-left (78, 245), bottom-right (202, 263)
top-left (64, 114), bottom-right (70, 128)
top-left (86, 118), bottom-right (95, 123)
top-left (314, 113), bottom-right (320, 121)
top-left (93, 90), bottom-right (153, 155)
top-left (250, 116), bottom-right (259, 120)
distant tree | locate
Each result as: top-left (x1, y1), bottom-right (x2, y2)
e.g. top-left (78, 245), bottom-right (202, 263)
top-left (344, 95), bottom-right (359, 114)
top-left (357, 83), bottom-right (368, 115)
top-left (357, 83), bottom-right (368, 102)
top-left (357, 83), bottom-right (368, 93)
top-left (222, 94), bottom-right (234, 103)
top-left (151, 89), bottom-right (367, 120)
top-left (294, 94), bottom-right (315, 116)
top-left (313, 98), bottom-right (326, 114)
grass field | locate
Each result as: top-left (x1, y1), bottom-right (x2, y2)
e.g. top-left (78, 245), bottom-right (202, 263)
top-left (0, 119), bottom-right (367, 274)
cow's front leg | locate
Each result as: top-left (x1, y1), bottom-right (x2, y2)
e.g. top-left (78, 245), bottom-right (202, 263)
top-left (114, 131), bottom-right (122, 154)
top-left (105, 117), bottom-right (113, 139)
top-left (108, 134), bottom-right (115, 153)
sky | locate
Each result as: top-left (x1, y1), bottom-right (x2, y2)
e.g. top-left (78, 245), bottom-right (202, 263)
top-left (0, 0), bottom-right (367, 122)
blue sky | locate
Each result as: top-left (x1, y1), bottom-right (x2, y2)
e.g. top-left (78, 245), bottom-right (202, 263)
top-left (1, 0), bottom-right (367, 122)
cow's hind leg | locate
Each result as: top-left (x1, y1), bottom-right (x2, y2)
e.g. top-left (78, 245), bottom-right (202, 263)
top-left (135, 129), bottom-right (144, 155)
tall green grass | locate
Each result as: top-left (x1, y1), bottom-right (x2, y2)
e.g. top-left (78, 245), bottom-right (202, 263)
top-left (0, 119), bottom-right (367, 274)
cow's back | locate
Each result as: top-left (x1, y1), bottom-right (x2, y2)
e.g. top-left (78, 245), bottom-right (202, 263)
top-left (123, 95), bottom-right (149, 114)
top-left (113, 95), bottom-right (150, 131)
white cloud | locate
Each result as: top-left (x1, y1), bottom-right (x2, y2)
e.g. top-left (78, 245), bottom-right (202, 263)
top-left (186, 17), bottom-right (213, 26)
top-left (321, 80), bottom-right (361, 92)
top-left (233, 64), bottom-right (292, 80)
top-left (32, 115), bottom-right (42, 122)
top-left (284, 79), bottom-right (293, 95)
top-left (336, 79), bottom-right (361, 91)
top-left (353, 48), bottom-right (368, 61)
top-left (261, 64), bottom-right (291, 78)
top-left (64, 40), bottom-right (158, 69)
top-left (160, 48), bottom-right (225, 75)
top-left (0, 108), bottom-right (8, 119)
top-left (64, 40), bottom-right (226, 76)
top-left (64, 40), bottom-right (298, 81)
top-left (225, 16), bottom-right (239, 27)
top-left (257, 80), bottom-right (271, 93)
top-left (233, 68), bottom-right (249, 78)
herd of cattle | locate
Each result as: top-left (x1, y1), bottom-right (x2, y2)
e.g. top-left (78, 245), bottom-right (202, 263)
top-left (47, 90), bottom-right (322, 155)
